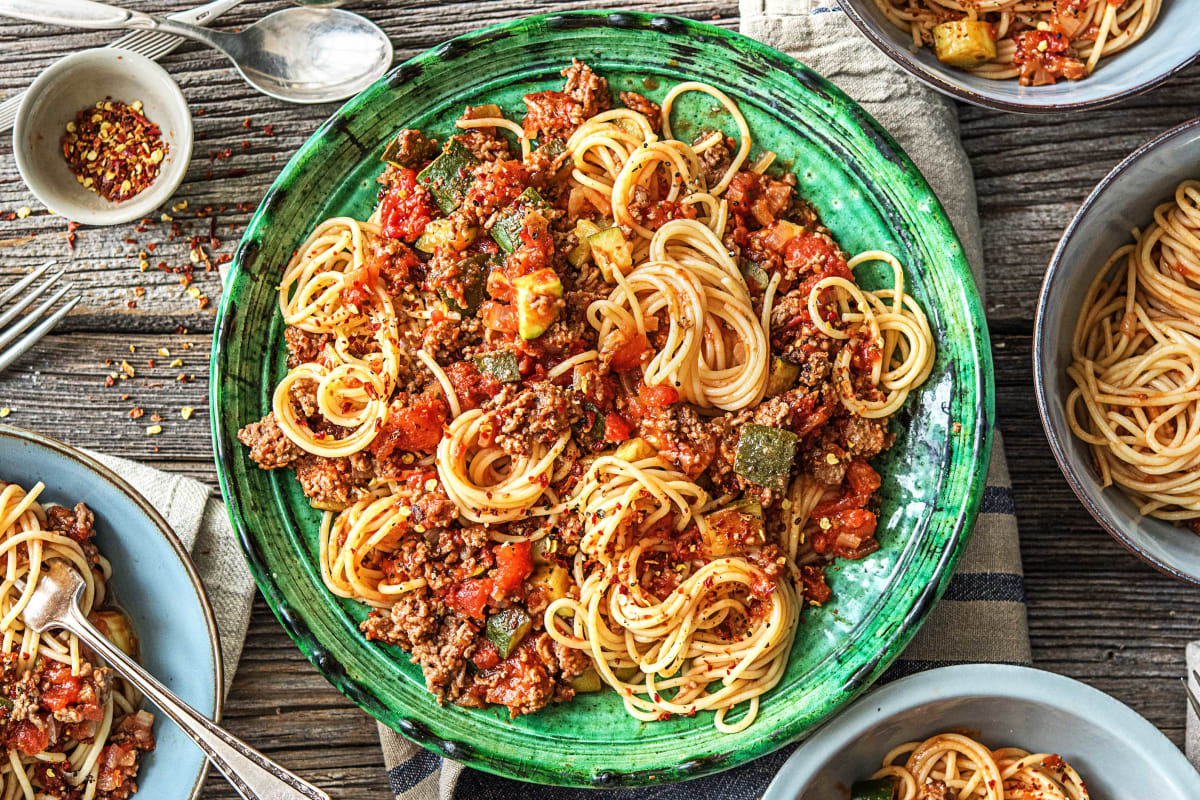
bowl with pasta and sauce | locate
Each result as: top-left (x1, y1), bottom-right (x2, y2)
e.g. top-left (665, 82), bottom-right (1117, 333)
top-left (0, 425), bottom-right (221, 800)
top-left (1035, 117), bottom-right (1200, 583)
top-left (762, 664), bottom-right (1200, 799)
top-left (838, 0), bottom-right (1200, 113)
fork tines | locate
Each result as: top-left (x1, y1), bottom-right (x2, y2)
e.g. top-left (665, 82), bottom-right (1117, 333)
top-left (1184, 671), bottom-right (1200, 719)
top-left (0, 261), bottom-right (80, 373)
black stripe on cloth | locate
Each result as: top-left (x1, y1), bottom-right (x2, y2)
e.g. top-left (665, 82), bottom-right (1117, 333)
top-left (943, 572), bottom-right (1026, 603)
top-left (389, 749), bottom-right (440, 795)
top-left (881, 658), bottom-right (1029, 683)
top-left (980, 485), bottom-right (1015, 515)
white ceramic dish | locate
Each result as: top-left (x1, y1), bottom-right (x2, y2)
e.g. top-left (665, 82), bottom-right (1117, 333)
top-left (764, 664), bottom-right (1200, 799)
top-left (1035, 117), bottom-right (1200, 585)
top-left (13, 48), bottom-right (192, 226)
top-left (839, 0), bottom-right (1200, 113)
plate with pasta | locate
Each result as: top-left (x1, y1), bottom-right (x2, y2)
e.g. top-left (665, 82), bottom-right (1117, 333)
top-left (212, 10), bottom-right (991, 787)
top-left (839, 0), bottom-right (1200, 112)
top-left (0, 426), bottom-right (221, 800)
top-left (762, 664), bottom-right (1200, 799)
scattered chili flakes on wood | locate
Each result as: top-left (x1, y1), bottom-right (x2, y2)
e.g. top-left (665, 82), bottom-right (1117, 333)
top-left (61, 99), bottom-right (167, 202)
top-left (128, 407), bottom-right (144, 419)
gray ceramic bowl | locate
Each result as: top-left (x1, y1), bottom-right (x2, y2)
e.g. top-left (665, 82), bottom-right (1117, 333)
top-left (839, 1), bottom-right (1200, 113)
top-left (1035, 117), bottom-right (1200, 584)
top-left (763, 664), bottom-right (1200, 799)
top-left (0, 425), bottom-right (221, 800)
top-left (13, 48), bottom-right (192, 226)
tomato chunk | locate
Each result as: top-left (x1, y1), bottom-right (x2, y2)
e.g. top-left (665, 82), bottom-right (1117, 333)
top-left (472, 637), bottom-right (501, 670)
top-left (491, 540), bottom-right (533, 593)
top-left (604, 412), bottom-right (634, 443)
top-left (605, 331), bottom-right (649, 372)
top-left (11, 721), bottom-right (49, 756)
top-left (370, 392), bottom-right (449, 459)
top-left (447, 578), bottom-right (492, 620)
top-left (379, 168), bottom-right (435, 242)
top-left (40, 662), bottom-right (81, 712)
top-left (639, 383), bottom-right (679, 407)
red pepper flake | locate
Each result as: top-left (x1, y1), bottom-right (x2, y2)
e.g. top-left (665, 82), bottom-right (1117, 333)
top-left (227, 168), bottom-right (247, 178)
top-left (196, 108), bottom-right (205, 115)
top-left (241, 141), bottom-right (250, 149)
top-left (104, 376), bottom-right (115, 387)
top-left (128, 407), bottom-right (144, 419)
top-left (66, 221), bottom-right (79, 250)
top-left (61, 99), bottom-right (168, 202)
top-left (242, 117), bottom-right (251, 128)
top-left (263, 124), bottom-right (275, 136)
top-left (146, 242), bottom-right (156, 252)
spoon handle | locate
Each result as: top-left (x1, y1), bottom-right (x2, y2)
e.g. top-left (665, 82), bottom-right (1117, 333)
top-left (60, 603), bottom-right (330, 800)
top-left (0, 0), bottom-right (156, 29)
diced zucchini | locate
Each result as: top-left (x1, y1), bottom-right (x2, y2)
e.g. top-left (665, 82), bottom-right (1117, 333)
top-left (417, 138), bottom-right (479, 214)
top-left (588, 226), bottom-right (633, 280)
top-left (723, 497), bottom-right (763, 518)
top-left (431, 254), bottom-right (487, 315)
top-left (473, 351), bottom-right (521, 383)
top-left (614, 437), bottom-right (656, 462)
top-left (514, 268), bottom-right (564, 340)
top-left (381, 129), bottom-right (435, 169)
top-left (92, 609), bottom-right (139, 657)
top-left (531, 536), bottom-right (557, 564)
top-left (567, 219), bottom-right (604, 268)
top-left (569, 666), bottom-right (604, 693)
top-left (933, 20), bottom-right (997, 67)
top-left (529, 564), bottom-right (570, 603)
top-left (485, 608), bottom-right (531, 659)
top-left (572, 402), bottom-right (605, 447)
top-left (491, 188), bottom-right (547, 253)
top-left (765, 356), bottom-right (800, 397)
top-left (537, 136), bottom-right (566, 161)
top-left (414, 217), bottom-right (476, 254)
top-left (739, 259), bottom-right (769, 291)
top-left (851, 777), bottom-right (897, 800)
top-left (734, 423), bottom-right (799, 491)
top-left (612, 664), bottom-right (641, 682)
top-left (465, 103), bottom-right (502, 119)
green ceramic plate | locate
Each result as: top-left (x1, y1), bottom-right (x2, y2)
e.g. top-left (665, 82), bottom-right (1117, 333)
top-left (211, 11), bottom-right (993, 788)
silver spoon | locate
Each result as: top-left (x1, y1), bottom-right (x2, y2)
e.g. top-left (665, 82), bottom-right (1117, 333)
top-left (20, 560), bottom-right (330, 800)
top-left (0, 0), bottom-right (393, 104)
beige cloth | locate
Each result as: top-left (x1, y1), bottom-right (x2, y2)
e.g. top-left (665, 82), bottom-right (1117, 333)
top-left (88, 451), bottom-right (255, 696)
top-left (377, 2), bottom-right (1028, 796)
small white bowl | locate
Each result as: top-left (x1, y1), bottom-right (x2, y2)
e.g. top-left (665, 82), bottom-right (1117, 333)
top-left (14, 48), bottom-right (192, 226)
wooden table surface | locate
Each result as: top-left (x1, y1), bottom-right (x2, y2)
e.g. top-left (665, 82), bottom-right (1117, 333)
top-left (1, 2), bottom-right (1198, 796)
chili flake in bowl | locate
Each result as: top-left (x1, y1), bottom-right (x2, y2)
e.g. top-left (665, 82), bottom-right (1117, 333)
top-left (14, 49), bottom-right (192, 226)
top-left (62, 99), bottom-right (169, 203)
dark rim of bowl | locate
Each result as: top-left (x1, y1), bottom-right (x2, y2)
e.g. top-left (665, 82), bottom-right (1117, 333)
top-left (0, 424), bottom-right (224, 799)
top-left (838, 1), bottom-right (1200, 114)
top-left (1033, 116), bottom-right (1200, 586)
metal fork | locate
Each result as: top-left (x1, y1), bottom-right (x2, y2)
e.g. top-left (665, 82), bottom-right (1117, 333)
top-left (0, 262), bottom-right (80, 373)
top-left (1185, 670), bottom-right (1200, 720)
top-left (21, 560), bottom-right (330, 800)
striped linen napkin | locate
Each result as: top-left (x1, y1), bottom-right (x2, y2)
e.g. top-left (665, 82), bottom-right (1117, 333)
top-left (379, 1), bottom-right (1028, 796)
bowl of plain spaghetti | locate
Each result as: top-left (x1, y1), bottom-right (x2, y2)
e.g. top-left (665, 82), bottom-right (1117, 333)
top-left (838, 0), bottom-right (1199, 112)
top-left (761, 664), bottom-right (1200, 799)
top-left (1036, 117), bottom-right (1200, 583)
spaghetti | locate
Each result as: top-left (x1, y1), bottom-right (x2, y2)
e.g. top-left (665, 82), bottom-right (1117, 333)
top-left (239, 59), bottom-right (937, 729)
top-left (1066, 179), bottom-right (1200, 528)
top-left (862, 732), bottom-right (1090, 799)
top-left (874, 0), bottom-right (1160, 86)
top-left (0, 481), bottom-right (154, 800)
